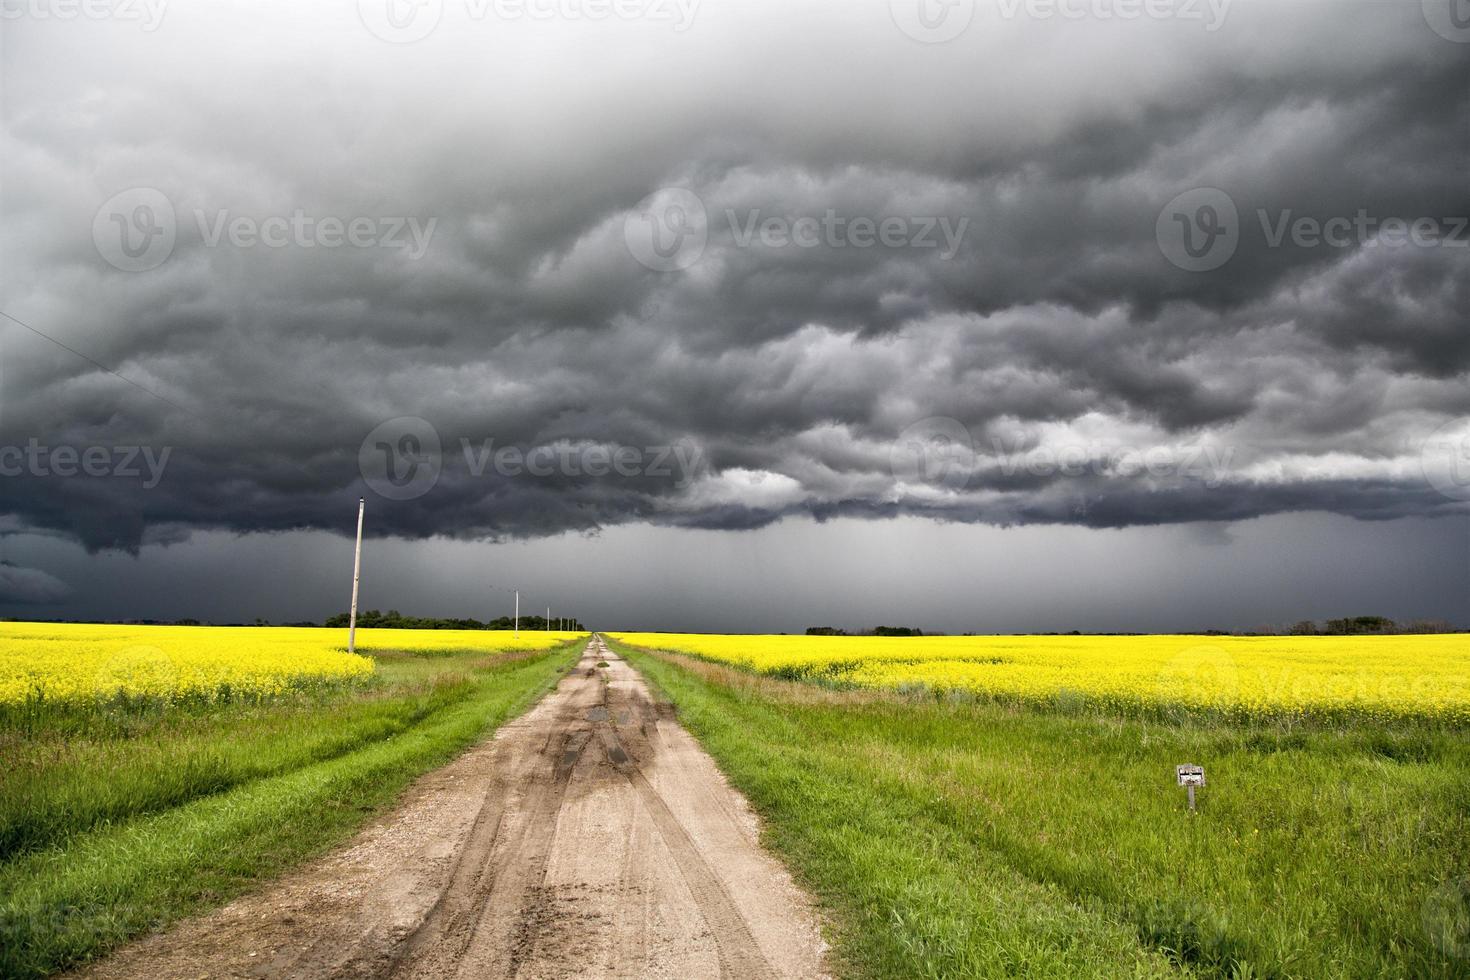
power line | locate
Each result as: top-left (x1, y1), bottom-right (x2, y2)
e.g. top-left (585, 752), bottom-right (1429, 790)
top-left (0, 308), bottom-right (185, 412)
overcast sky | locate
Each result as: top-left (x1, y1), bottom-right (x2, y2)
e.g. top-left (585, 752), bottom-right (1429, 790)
top-left (1, 0), bottom-right (1467, 629)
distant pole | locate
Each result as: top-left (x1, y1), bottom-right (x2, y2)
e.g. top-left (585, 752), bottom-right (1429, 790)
top-left (547, 607), bottom-right (551, 632)
top-left (348, 497), bottom-right (365, 655)
top-left (514, 590), bottom-right (519, 638)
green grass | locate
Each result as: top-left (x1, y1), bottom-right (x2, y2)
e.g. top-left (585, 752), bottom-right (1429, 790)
top-left (608, 638), bottom-right (1470, 979)
top-left (0, 639), bottom-right (586, 979)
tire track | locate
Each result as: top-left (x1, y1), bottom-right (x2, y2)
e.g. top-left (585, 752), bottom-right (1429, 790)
top-left (595, 718), bottom-right (776, 980)
top-left (399, 727), bottom-right (593, 977)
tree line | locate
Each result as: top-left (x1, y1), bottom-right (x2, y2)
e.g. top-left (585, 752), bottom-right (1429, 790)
top-left (322, 609), bottom-right (583, 631)
top-left (806, 626), bottom-right (926, 636)
top-left (804, 617), bottom-right (1460, 637)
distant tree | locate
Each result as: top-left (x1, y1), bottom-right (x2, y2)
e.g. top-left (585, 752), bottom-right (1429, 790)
top-left (805, 627), bottom-right (847, 636)
top-left (1288, 620), bottom-right (1318, 635)
top-left (320, 610), bottom-right (580, 631)
top-left (1324, 616), bottom-right (1396, 635)
top-left (1402, 619), bottom-right (1456, 634)
top-left (872, 626), bottom-right (924, 637)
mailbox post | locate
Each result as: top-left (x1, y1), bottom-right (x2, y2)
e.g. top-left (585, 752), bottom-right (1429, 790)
top-left (1176, 764), bottom-right (1205, 812)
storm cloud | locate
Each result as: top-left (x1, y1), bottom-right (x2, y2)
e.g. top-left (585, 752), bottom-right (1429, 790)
top-left (2, 0), bottom-right (1468, 554)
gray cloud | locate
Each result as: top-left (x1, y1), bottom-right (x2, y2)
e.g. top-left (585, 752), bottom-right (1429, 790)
top-left (0, 561), bottom-right (72, 604)
top-left (1, 0), bottom-right (1468, 555)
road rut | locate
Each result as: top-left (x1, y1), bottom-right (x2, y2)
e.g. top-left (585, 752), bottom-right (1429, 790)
top-left (74, 635), bottom-right (829, 980)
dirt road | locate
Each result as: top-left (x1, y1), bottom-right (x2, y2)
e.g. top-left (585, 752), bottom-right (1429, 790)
top-left (76, 636), bottom-right (828, 980)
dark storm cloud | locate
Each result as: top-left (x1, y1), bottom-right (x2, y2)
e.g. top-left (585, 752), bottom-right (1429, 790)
top-left (2, 0), bottom-right (1468, 552)
top-left (0, 561), bottom-right (72, 604)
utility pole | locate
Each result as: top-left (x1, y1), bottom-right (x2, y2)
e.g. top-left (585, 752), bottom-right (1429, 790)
top-left (547, 607), bottom-right (551, 632)
top-left (514, 590), bottom-right (519, 638)
top-left (348, 497), bottom-right (365, 655)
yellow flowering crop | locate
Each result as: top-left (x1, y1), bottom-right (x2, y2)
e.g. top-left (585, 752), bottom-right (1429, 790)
top-left (0, 623), bottom-right (581, 708)
top-left (609, 632), bottom-right (1470, 724)
top-left (346, 627), bottom-right (583, 657)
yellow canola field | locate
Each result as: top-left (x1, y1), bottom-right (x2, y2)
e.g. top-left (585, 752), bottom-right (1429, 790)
top-left (0, 623), bottom-right (582, 707)
top-left (609, 632), bottom-right (1470, 723)
top-left (347, 627), bottom-right (583, 657)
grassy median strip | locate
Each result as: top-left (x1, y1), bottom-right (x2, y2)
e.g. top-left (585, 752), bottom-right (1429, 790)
top-left (610, 638), bottom-right (1470, 979)
top-left (0, 639), bottom-right (586, 979)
